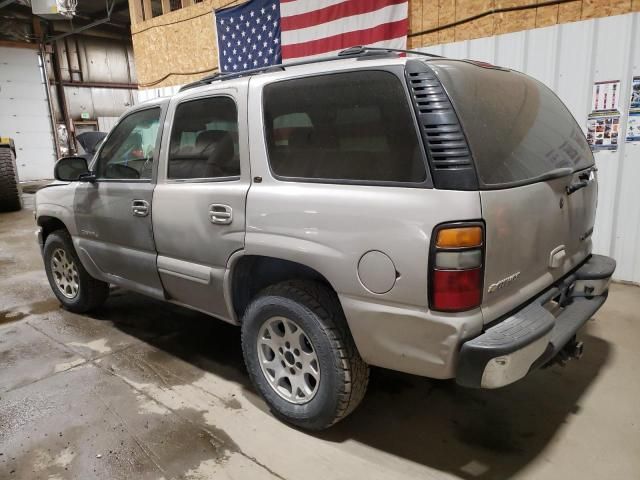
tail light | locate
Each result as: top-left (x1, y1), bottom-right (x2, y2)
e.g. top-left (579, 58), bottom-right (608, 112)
top-left (429, 223), bottom-right (484, 312)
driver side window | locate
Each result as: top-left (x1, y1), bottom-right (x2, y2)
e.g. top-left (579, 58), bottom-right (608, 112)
top-left (96, 108), bottom-right (161, 180)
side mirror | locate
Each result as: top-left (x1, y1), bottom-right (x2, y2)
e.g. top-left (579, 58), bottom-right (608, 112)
top-left (54, 156), bottom-right (91, 182)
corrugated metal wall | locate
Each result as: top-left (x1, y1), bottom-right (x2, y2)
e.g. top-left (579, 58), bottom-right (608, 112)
top-left (419, 12), bottom-right (640, 284)
top-left (47, 36), bottom-right (137, 123)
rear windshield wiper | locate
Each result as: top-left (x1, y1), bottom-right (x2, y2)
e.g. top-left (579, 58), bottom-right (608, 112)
top-left (566, 166), bottom-right (597, 195)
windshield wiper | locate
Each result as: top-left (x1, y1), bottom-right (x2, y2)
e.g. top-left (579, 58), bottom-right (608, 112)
top-left (566, 166), bottom-right (597, 195)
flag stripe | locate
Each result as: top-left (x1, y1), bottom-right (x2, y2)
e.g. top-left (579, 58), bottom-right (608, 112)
top-left (281, 18), bottom-right (407, 59)
top-left (288, 36), bottom-right (407, 60)
top-left (282, 0), bottom-right (406, 31)
top-left (281, 3), bottom-right (408, 45)
top-left (279, 0), bottom-right (345, 17)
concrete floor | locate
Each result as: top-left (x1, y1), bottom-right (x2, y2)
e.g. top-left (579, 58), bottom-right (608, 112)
top-left (1, 193), bottom-right (639, 480)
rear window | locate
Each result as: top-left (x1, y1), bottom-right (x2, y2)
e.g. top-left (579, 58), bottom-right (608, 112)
top-left (263, 71), bottom-right (427, 184)
top-left (433, 61), bottom-right (594, 187)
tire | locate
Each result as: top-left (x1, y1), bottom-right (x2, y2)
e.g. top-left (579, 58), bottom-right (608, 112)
top-left (43, 229), bottom-right (109, 313)
top-left (241, 280), bottom-right (369, 430)
top-left (0, 145), bottom-right (22, 212)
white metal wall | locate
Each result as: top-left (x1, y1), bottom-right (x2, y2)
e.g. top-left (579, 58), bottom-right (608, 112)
top-left (419, 12), bottom-right (640, 284)
top-left (97, 116), bottom-right (119, 133)
top-left (0, 47), bottom-right (57, 181)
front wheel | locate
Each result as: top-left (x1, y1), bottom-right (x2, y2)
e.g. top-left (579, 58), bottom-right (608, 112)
top-left (43, 229), bottom-right (109, 313)
top-left (241, 280), bottom-right (369, 430)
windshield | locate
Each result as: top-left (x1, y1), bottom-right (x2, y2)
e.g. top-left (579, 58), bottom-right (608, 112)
top-left (431, 60), bottom-right (594, 188)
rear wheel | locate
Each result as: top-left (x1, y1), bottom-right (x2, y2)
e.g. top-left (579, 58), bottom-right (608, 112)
top-left (241, 280), bottom-right (369, 430)
top-left (43, 230), bottom-right (109, 313)
top-left (0, 145), bottom-right (22, 212)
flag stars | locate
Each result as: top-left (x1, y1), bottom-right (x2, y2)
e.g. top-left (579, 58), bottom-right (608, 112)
top-left (260, 7), bottom-right (265, 14)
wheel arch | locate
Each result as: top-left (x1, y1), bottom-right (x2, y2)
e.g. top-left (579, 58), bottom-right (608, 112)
top-left (227, 254), bottom-right (341, 322)
top-left (38, 215), bottom-right (70, 243)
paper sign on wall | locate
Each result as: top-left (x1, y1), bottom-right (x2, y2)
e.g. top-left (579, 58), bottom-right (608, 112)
top-left (592, 80), bottom-right (621, 112)
top-left (586, 115), bottom-right (620, 151)
top-left (587, 79), bottom-right (621, 151)
top-left (626, 76), bottom-right (640, 143)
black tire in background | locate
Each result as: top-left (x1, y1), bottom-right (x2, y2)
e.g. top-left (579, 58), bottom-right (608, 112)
top-left (241, 280), bottom-right (369, 430)
top-left (43, 229), bottom-right (110, 313)
top-left (0, 145), bottom-right (22, 212)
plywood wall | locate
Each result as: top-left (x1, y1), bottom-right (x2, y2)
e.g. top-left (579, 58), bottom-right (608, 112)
top-left (408, 0), bottom-right (640, 48)
top-left (132, 0), bottom-right (640, 89)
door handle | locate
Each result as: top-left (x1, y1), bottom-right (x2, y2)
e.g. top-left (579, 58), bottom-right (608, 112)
top-left (209, 204), bottom-right (232, 225)
top-left (132, 199), bottom-right (150, 217)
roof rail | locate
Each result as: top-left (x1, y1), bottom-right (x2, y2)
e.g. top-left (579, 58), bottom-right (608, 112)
top-left (179, 46), bottom-right (442, 92)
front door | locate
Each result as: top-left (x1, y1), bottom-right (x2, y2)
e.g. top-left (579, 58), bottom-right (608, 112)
top-left (74, 105), bottom-right (166, 299)
top-left (151, 89), bottom-right (250, 322)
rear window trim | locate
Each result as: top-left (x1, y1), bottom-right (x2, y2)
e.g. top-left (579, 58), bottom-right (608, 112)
top-left (260, 67), bottom-right (434, 189)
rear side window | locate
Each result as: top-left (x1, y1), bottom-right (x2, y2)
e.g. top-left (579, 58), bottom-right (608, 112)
top-left (263, 71), bottom-right (426, 184)
top-left (168, 96), bottom-right (239, 180)
top-left (434, 61), bottom-right (594, 187)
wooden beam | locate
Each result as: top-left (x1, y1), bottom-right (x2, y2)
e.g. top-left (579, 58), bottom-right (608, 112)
top-left (129, 0), bottom-right (144, 25)
top-left (182, 0), bottom-right (194, 7)
top-left (142, 0), bottom-right (153, 20)
top-left (161, 0), bottom-right (171, 14)
top-left (0, 40), bottom-right (39, 50)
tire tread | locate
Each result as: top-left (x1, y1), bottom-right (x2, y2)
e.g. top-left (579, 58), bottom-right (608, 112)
top-left (245, 280), bottom-right (369, 428)
top-left (44, 229), bottom-right (109, 312)
top-left (0, 146), bottom-right (22, 212)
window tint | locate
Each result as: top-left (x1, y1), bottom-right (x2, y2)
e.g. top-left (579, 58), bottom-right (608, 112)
top-left (168, 97), bottom-right (239, 179)
top-left (433, 61), bottom-right (594, 187)
top-left (96, 108), bottom-right (161, 180)
top-left (263, 71), bottom-right (426, 183)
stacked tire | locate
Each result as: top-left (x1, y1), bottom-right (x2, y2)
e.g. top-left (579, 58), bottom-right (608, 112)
top-left (0, 144), bottom-right (22, 212)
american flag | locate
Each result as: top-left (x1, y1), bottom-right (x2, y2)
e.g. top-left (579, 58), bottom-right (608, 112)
top-left (214, 0), bottom-right (408, 73)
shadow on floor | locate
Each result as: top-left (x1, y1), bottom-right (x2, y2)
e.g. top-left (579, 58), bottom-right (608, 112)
top-left (91, 289), bottom-right (611, 480)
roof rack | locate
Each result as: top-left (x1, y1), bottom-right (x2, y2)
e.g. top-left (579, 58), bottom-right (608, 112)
top-left (179, 46), bottom-right (442, 92)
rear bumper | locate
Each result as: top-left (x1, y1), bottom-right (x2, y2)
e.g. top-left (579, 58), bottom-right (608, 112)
top-left (456, 254), bottom-right (615, 389)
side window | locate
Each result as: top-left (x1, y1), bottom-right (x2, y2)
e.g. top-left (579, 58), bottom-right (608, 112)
top-left (263, 71), bottom-right (426, 183)
top-left (96, 108), bottom-right (161, 180)
top-left (168, 97), bottom-right (239, 180)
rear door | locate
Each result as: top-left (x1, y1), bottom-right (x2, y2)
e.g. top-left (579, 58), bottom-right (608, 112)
top-left (151, 85), bottom-right (250, 322)
top-left (431, 60), bottom-right (597, 322)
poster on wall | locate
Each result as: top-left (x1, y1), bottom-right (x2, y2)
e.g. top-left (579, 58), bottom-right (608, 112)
top-left (586, 79), bottom-right (621, 151)
top-left (626, 76), bottom-right (640, 142)
top-left (592, 80), bottom-right (621, 112)
top-left (586, 113), bottom-right (620, 151)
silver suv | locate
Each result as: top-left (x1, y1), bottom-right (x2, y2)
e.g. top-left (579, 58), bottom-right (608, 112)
top-left (36, 48), bottom-right (615, 430)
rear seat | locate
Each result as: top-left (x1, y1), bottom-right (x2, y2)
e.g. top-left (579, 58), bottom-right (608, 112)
top-left (169, 130), bottom-right (238, 179)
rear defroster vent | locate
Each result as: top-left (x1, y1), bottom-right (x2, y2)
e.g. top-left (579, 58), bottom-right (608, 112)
top-left (405, 60), bottom-right (478, 190)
